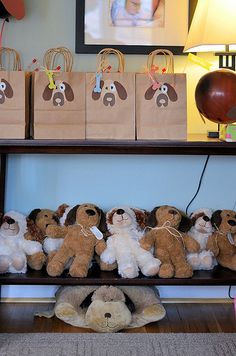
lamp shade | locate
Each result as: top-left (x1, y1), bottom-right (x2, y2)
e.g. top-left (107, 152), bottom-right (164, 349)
top-left (184, 0), bottom-right (236, 53)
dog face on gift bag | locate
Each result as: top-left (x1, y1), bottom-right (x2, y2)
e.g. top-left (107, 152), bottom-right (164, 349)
top-left (0, 79), bottom-right (13, 104)
top-left (144, 83), bottom-right (177, 107)
top-left (42, 80), bottom-right (74, 106)
top-left (92, 79), bottom-right (127, 107)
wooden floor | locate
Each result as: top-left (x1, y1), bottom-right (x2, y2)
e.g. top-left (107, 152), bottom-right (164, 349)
top-left (0, 303), bottom-right (235, 333)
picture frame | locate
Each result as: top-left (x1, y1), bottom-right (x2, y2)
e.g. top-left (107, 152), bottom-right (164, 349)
top-left (75, 0), bottom-right (197, 55)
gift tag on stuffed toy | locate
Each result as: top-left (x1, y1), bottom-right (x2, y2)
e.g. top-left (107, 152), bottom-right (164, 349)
top-left (90, 226), bottom-right (103, 240)
top-left (227, 233), bottom-right (235, 245)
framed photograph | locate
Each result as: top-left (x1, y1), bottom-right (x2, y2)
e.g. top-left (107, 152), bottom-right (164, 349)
top-left (75, 0), bottom-right (197, 55)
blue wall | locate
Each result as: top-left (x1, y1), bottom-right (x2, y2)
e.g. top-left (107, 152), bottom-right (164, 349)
top-left (3, 153), bottom-right (236, 299)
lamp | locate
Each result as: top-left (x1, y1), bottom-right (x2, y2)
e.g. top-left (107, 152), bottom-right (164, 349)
top-left (184, 0), bottom-right (236, 138)
top-left (184, 0), bottom-right (236, 70)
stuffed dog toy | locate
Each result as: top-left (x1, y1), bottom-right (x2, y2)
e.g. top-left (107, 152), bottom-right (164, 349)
top-left (47, 203), bottom-right (107, 277)
top-left (0, 211), bottom-right (45, 273)
top-left (140, 205), bottom-right (200, 278)
top-left (100, 206), bottom-right (161, 278)
top-left (0, 79), bottom-right (13, 104)
top-left (42, 80), bottom-right (74, 107)
top-left (92, 79), bottom-right (127, 107)
top-left (36, 285), bottom-right (166, 332)
top-left (187, 208), bottom-right (217, 270)
top-left (207, 209), bottom-right (236, 271)
top-left (24, 208), bottom-right (60, 270)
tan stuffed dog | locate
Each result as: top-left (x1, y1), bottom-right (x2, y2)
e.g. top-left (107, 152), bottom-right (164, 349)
top-left (140, 205), bottom-right (200, 278)
top-left (46, 203), bottom-right (107, 277)
top-left (207, 209), bottom-right (236, 271)
top-left (24, 208), bottom-right (60, 270)
top-left (36, 285), bottom-right (166, 332)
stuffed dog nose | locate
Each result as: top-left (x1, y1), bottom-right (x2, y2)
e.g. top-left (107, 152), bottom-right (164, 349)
top-left (228, 220), bottom-right (236, 226)
top-left (117, 209), bottom-right (125, 215)
top-left (203, 216), bottom-right (210, 222)
top-left (86, 209), bottom-right (96, 216)
top-left (105, 313), bottom-right (111, 318)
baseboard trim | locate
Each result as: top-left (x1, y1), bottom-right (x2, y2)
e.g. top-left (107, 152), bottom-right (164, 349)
top-left (0, 297), bottom-right (233, 304)
top-left (162, 298), bottom-right (233, 304)
top-left (0, 298), bottom-right (56, 303)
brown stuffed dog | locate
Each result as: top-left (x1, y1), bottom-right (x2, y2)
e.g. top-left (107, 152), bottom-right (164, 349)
top-left (24, 208), bottom-right (60, 270)
top-left (140, 205), bottom-right (200, 278)
top-left (46, 203), bottom-right (107, 277)
top-left (207, 209), bottom-right (236, 271)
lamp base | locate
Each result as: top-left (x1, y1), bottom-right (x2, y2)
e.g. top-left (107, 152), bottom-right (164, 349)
top-left (207, 130), bottom-right (219, 138)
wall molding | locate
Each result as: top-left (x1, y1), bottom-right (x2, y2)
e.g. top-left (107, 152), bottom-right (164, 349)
top-left (0, 297), bottom-right (233, 304)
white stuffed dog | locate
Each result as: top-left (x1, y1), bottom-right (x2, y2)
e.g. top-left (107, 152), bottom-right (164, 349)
top-left (0, 211), bottom-right (44, 273)
top-left (187, 208), bottom-right (217, 270)
top-left (100, 206), bottom-right (161, 278)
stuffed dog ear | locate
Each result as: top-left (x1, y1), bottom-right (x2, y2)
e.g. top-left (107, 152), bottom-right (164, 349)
top-left (114, 81), bottom-right (127, 100)
top-left (26, 217), bottom-right (44, 243)
top-left (133, 208), bottom-right (147, 230)
top-left (144, 85), bottom-right (157, 100)
top-left (92, 80), bottom-right (104, 100)
top-left (1, 79), bottom-right (13, 98)
top-left (42, 85), bottom-right (53, 101)
top-left (56, 204), bottom-right (69, 218)
top-left (211, 210), bottom-right (222, 228)
top-left (64, 205), bottom-right (80, 226)
top-left (165, 83), bottom-right (178, 102)
top-left (80, 291), bottom-right (94, 309)
top-left (147, 207), bottom-right (159, 227)
top-left (64, 82), bottom-right (74, 102)
top-left (124, 292), bottom-right (136, 313)
top-left (178, 212), bottom-right (192, 232)
top-left (97, 208), bottom-right (107, 233)
top-left (28, 208), bottom-right (41, 222)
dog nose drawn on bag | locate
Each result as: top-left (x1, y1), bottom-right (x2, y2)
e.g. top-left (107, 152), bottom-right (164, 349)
top-left (144, 83), bottom-right (178, 107)
top-left (42, 80), bottom-right (74, 106)
top-left (0, 79), bottom-right (13, 104)
top-left (92, 79), bottom-right (127, 107)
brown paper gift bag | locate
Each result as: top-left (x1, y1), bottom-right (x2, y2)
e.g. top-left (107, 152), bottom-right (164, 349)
top-left (0, 47), bottom-right (29, 139)
top-left (32, 47), bottom-right (85, 139)
top-left (86, 48), bottom-right (135, 140)
top-left (136, 49), bottom-right (187, 140)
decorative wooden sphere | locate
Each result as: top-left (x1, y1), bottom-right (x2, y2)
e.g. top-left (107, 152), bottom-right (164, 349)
top-left (195, 69), bottom-right (236, 124)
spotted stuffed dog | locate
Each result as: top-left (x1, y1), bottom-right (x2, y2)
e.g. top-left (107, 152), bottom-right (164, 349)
top-left (100, 206), bottom-right (161, 278)
top-left (187, 208), bottom-right (217, 270)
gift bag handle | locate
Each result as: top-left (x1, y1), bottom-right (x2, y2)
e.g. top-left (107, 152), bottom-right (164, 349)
top-left (96, 48), bottom-right (125, 73)
top-left (147, 49), bottom-right (174, 73)
top-left (43, 47), bottom-right (73, 72)
top-left (0, 47), bottom-right (22, 71)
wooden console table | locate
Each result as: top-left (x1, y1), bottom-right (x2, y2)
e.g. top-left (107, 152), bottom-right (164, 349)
top-left (0, 134), bottom-right (236, 288)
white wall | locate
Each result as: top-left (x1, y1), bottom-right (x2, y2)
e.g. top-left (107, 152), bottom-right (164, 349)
top-left (1, 0), bottom-right (236, 299)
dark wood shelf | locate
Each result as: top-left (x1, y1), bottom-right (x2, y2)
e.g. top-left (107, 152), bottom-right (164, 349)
top-left (0, 135), bottom-right (236, 155)
top-left (0, 265), bottom-right (235, 286)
